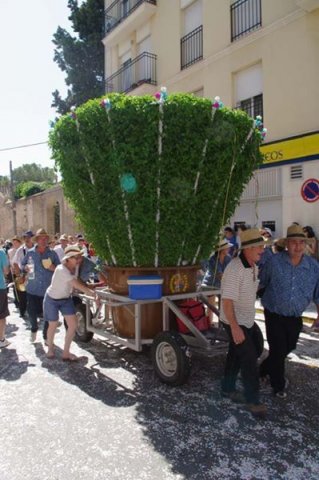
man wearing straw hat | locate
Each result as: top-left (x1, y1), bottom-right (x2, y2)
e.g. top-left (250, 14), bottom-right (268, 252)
top-left (201, 239), bottom-right (232, 323)
top-left (21, 228), bottom-right (60, 343)
top-left (220, 228), bottom-right (267, 418)
top-left (44, 245), bottom-right (97, 361)
top-left (259, 224), bottom-right (319, 399)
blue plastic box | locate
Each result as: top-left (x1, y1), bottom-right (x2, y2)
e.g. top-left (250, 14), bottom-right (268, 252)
top-left (127, 275), bottom-right (163, 300)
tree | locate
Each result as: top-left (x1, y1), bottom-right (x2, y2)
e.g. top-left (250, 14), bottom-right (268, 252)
top-left (15, 181), bottom-right (50, 199)
top-left (51, 0), bottom-right (105, 115)
top-left (12, 163), bottom-right (56, 184)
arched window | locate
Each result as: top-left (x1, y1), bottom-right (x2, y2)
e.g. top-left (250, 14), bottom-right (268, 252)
top-left (54, 201), bottom-right (60, 234)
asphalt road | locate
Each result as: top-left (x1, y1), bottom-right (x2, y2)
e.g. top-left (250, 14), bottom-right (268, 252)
top-left (0, 297), bottom-right (319, 480)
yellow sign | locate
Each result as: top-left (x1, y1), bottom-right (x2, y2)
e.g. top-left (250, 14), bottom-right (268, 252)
top-left (260, 132), bottom-right (319, 165)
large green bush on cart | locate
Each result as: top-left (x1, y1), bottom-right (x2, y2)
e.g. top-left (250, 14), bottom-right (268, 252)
top-left (49, 93), bottom-right (263, 267)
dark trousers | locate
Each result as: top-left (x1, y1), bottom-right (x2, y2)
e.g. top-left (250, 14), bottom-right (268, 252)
top-left (16, 287), bottom-right (27, 317)
top-left (26, 293), bottom-right (47, 338)
top-left (260, 309), bottom-right (302, 393)
top-left (222, 322), bottom-right (264, 404)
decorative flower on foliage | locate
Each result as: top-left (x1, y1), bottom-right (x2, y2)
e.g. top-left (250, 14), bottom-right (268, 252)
top-left (212, 96), bottom-right (224, 109)
top-left (100, 97), bottom-right (111, 111)
top-left (254, 115), bottom-right (267, 141)
top-left (255, 115), bottom-right (263, 128)
top-left (69, 106), bottom-right (77, 120)
top-left (120, 173), bottom-right (137, 193)
top-left (154, 86), bottom-right (168, 103)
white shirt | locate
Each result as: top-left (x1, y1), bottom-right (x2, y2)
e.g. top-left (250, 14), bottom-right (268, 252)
top-left (46, 264), bottom-right (76, 299)
top-left (54, 245), bottom-right (65, 262)
top-left (13, 244), bottom-right (30, 269)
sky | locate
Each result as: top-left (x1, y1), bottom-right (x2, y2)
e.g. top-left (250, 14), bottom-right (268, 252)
top-left (0, 0), bottom-right (74, 177)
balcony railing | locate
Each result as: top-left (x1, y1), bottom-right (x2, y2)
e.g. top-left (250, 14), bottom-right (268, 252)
top-left (237, 94), bottom-right (263, 119)
top-left (231, 0), bottom-right (262, 42)
top-left (104, 0), bottom-right (157, 36)
top-left (105, 52), bottom-right (157, 93)
top-left (181, 25), bottom-right (203, 70)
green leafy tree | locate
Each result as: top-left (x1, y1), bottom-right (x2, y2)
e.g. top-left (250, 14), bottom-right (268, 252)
top-left (15, 181), bottom-right (50, 199)
top-left (12, 163), bottom-right (56, 184)
top-left (51, 0), bottom-right (105, 115)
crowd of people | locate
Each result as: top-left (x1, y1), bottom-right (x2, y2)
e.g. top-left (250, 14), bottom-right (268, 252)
top-left (1, 222), bottom-right (319, 419)
top-left (0, 229), bottom-right (107, 360)
top-left (201, 223), bottom-right (319, 418)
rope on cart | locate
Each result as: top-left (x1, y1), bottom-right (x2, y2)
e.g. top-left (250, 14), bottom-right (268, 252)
top-left (193, 119), bottom-right (255, 271)
top-left (178, 105), bottom-right (217, 266)
top-left (104, 100), bottom-right (137, 267)
top-left (154, 96), bottom-right (165, 267)
top-left (71, 108), bottom-right (96, 186)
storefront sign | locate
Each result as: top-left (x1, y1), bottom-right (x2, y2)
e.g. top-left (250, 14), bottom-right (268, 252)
top-left (260, 132), bottom-right (319, 165)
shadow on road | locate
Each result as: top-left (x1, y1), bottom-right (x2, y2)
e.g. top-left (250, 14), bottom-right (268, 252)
top-left (33, 341), bottom-right (137, 409)
top-left (0, 347), bottom-right (35, 381)
top-left (76, 333), bottom-right (319, 480)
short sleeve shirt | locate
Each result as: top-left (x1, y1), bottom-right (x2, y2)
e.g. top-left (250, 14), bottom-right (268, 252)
top-left (46, 264), bottom-right (76, 299)
top-left (220, 254), bottom-right (259, 328)
top-left (0, 249), bottom-right (9, 290)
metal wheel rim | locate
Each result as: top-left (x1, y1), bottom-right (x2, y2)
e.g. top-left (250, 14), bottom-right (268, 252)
top-left (155, 341), bottom-right (178, 378)
top-left (75, 310), bottom-right (85, 335)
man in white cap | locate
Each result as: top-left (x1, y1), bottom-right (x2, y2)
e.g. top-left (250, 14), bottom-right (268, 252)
top-left (259, 224), bottom-right (319, 398)
top-left (220, 228), bottom-right (267, 418)
top-left (54, 234), bottom-right (69, 262)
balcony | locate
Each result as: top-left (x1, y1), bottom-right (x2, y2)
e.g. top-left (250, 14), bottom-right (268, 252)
top-left (104, 0), bottom-right (156, 42)
top-left (181, 25), bottom-right (203, 71)
top-left (105, 52), bottom-right (157, 93)
top-left (231, 0), bottom-right (262, 42)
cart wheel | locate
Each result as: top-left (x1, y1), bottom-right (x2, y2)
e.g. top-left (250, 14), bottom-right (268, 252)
top-left (152, 331), bottom-right (191, 386)
top-left (74, 302), bottom-right (94, 343)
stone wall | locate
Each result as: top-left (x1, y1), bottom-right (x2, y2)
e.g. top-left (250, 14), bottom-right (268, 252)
top-left (0, 185), bottom-right (80, 239)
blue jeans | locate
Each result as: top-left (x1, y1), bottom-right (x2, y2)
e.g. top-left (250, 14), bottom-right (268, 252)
top-left (43, 294), bottom-right (75, 321)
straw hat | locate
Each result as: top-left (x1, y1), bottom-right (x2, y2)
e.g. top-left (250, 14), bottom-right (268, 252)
top-left (62, 245), bottom-right (84, 262)
top-left (216, 239), bottom-right (233, 252)
top-left (11, 236), bottom-right (22, 243)
top-left (240, 228), bottom-right (267, 249)
top-left (273, 238), bottom-right (286, 250)
top-left (285, 224), bottom-right (310, 242)
top-left (34, 228), bottom-right (50, 240)
top-left (59, 233), bottom-right (68, 242)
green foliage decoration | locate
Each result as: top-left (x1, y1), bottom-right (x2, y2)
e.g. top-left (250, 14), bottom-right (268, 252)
top-left (49, 93), bottom-right (263, 267)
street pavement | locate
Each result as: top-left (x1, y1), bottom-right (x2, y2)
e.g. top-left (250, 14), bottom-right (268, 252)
top-left (0, 295), bottom-right (319, 480)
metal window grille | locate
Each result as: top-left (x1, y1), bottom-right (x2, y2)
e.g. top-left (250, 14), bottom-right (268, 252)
top-left (231, 0), bottom-right (262, 42)
top-left (105, 52), bottom-right (157, 93)
top-left (181, 25), bottom-right (203, 70)
top-left (237, 94), bottom-right (263, 119)
top-left (241, 168), bottom-right (281, 200)
top-left (104, 0), bottom-right (157, 35)
top-left (290, 165), bottom-right (303, 180)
